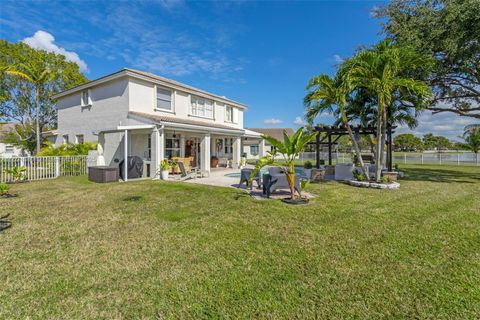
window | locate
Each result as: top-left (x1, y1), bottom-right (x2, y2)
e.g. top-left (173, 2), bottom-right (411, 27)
top-left (63, 134), bottom-right (69, 144)
top-left (5, 145), bottom-right (14, 153)
top-left (156, 87), bottom-right (172, 111)
top-left (250, 145), bottom-right (259, 156)
top-left (165, 134), bottom-right (180, 159)
top-left (224, 138), bottom-right (233, 154)
top-left (147, 134), bottom-right (151, 159)
top-left (75, 134), bottom-right (84, 144)
top-left (225, 105), bottom-right (233, 123)
top-left (81, 90), bottom-right (91, 106)
top-left (191, 96), bottom-right (213, 118)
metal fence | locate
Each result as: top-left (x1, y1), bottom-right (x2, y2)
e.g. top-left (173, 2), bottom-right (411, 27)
top-left (0, 156), bottom-right (88, 183)
top-left (298, 152), bottom-right (479, 166)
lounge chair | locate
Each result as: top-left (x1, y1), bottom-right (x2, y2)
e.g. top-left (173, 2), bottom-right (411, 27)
top-left (177, 162), bottom-right (202, 181)
top-left (262, 167), bottom-right (301, 198)
top-left (238, 168), bottom-right (261, 190)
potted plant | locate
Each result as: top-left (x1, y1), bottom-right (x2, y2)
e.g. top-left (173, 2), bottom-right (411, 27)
top-left (303, 161), bottom-right (313, 179)
top-left (211, 156), bottom-right (219, 168)
top-left (250, 127), bottom-right (317, 204)
top-left (0, 183), bottom-right (10, 198)
top-left (160, 160), bottom-right (172, 180)
top-left (239, 157), bottom-right (246, 169)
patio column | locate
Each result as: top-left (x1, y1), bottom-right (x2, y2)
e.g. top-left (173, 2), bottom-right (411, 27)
top-left (200, 133), bottom-right (211, 173)
top-left (259, 138), bottom-right (266, 158)
top-left (123, 129), bottom-right (128, 181)
top-left (97, 132), bottom-right (106, 165)
top-left (150, 126), bottom-right (164, 179)
top-left (232, 136), bottom-right (242, 168)
top-left (180, 135), bottom-right (185, 157)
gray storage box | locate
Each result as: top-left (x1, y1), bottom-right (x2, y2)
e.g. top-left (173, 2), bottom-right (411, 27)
top-left (88, 166), bottom-right (119, 183)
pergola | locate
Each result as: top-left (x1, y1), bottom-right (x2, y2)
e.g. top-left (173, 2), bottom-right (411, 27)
top-left (311, 125), bottom-right (396, 171)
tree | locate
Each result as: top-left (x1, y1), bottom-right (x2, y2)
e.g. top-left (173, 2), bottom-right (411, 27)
top-left (0, 40), bottom-right (88, 154)
top-left (422, 133), bottom-right (451, 151)
top-left (304, 74), bottom-right (367, 174)
top-left (393, 133), bottom-right (423, 151)
top-left (463, 126), bottom-right (480, 155)
top-left (376, 0), bottom-right (480, 119)
top-left (345, 39), bottom-right (432, 181)
top-left (250, 128), bottom-right (316, 200)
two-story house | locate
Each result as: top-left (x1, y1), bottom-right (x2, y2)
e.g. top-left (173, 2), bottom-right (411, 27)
top-left (52, 68), bottom-right (264, 179)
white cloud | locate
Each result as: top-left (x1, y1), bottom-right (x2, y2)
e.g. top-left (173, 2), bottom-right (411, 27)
top-left (396, 111), bottom-right (478, 141)
top-left (333, 54), bottom-right (344, 64)
top-left (22, 30), bottom-right (88, 72)
top-left (293, 116), bottom-right (307, 126)
top-left (264, 118), bottom-right (283, 125)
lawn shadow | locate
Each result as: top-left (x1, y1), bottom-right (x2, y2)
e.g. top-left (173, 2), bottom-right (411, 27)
top-left (0, 213), bottom-right (12, 233)
top-left (402, 167), bottom-right (480, 183)
top-left (122, 195), bottom-right (144, 202)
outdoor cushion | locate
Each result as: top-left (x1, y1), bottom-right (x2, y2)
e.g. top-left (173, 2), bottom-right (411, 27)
top-left (334, 164), bottom-right (355, 181)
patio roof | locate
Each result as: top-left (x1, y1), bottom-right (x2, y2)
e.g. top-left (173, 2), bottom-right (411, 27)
top-left (129, 111), bottom-right (245, 133)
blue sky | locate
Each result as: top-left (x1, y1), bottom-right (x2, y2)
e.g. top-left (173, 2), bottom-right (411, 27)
top-left (0, 0), bottom-right (475, 139)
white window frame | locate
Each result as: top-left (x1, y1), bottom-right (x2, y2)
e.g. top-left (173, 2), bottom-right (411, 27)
top-left (225, 105), bottom-right (234, 123)
top-left (5, 145), bottom-right (14, 153)
top-left (155, 86), bottom-right (174, 112)
top-left (63, 134), bottom-right (69, 144)
top-left (190, 96), bottom-right (214, 119)
top-left (81, 89), bottom-right (92, 107)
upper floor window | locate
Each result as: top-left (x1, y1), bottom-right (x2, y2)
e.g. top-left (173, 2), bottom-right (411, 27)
top-left (81, 90), bottom-right (91, 106)
top-left (75, 134), bottom-right (84, 144)
top-left (156, 87), bottom-right (172, 111)
top-left (5, 145), bottom-right (14, 153)
top-left (63, 134), bottom-right (69, 144)
top-left (225, 105), bottom-right (233, 123)
top-left (191, 96), bottom-right (213, 118)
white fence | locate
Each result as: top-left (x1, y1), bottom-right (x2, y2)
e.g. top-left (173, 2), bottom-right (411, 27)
top-left (0, 156), bottom-right (88, 183)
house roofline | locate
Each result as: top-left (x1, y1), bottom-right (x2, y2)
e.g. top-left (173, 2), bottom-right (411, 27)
top-left (52, 68), bottom-right (248, 109)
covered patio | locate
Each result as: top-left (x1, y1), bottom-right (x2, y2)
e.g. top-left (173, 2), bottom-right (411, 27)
top-left (95, 112), bottom-right (265, 181)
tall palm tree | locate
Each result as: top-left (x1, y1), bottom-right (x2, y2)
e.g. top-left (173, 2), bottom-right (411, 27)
top-left (6, 61), bottom-right (54, 154)
top-left (304, 74), bottom-right (367, 175)
top-left (250, 128), bottom-right (316, 200)
top-left (345, 40), bottom-right (432, 181)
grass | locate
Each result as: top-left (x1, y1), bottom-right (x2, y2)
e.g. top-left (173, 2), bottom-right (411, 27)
top-left (1, 164), bottom-right (479, 319)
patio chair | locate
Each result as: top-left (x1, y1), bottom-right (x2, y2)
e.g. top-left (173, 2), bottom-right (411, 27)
top-left (262, 172), bottom-right (301, 198)
top-left (177, 162), bottom-right (202, 181)
top-left (238, 168), bottom-right (261, 190)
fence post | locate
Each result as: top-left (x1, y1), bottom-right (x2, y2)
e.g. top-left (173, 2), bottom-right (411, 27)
top-left (457, 153), bottom-right (460, 166)
top-left (421, 154), bottom-right (424, 165)
top-left (404, 154), bottom-right (407, 164)
top-left (55, 157), bottom-right (60, 177)
top-left (439, 153), bottom-right (442, 165)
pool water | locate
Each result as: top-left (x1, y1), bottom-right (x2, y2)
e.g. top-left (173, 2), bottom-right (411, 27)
top-left (224, 168), bottom-right (305, 179)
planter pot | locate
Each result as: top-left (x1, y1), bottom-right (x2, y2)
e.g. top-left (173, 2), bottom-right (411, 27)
top-left (311, 168), bottom-right (325, 182)
top-left (281, 197), bottom-right (309, 205)
top-left (160, 170), bottom-right (169, 180)
top-left (211, 157), bottom-right (219, 168)
top-left (383, 171), bottom-right (398, 182)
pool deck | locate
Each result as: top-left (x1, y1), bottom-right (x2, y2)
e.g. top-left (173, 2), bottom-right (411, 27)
top-left (183, 167), bottom-right (250, 189)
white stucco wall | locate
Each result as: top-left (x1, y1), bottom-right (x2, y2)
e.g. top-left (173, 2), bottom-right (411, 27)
top-left (56, 78), bottom-right (134, 145)
top-left (127, 77), bottom-right (244, 129)
top-left (0, 142), bottom-right (26, 158)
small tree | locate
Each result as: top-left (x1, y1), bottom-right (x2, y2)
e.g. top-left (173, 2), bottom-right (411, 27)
top-left (463, 126), bottom-right (480, 159)
top-left (250, 128), bottom-right (316, 200)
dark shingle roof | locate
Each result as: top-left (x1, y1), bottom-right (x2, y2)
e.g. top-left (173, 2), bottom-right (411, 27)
top-left (246, 128), bottom-right (295, 141)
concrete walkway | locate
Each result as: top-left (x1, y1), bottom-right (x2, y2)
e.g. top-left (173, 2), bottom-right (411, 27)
top-left (183, 167), bottom-right (249, 189)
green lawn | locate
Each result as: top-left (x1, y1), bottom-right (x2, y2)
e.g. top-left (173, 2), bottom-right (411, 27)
top-left (1, 164), bottom-right (479, 319)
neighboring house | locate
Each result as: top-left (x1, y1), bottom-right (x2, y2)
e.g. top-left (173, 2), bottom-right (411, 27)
top-left (0, 123), bottom-right (28, 158)
top-left (243, 128), bottom-right (295, 159)
top-left (52, 68), bottom-right (264, 179)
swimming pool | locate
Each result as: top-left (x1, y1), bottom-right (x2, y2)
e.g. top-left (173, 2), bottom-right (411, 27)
top-left (224, 172), bottom-right (241, 178)
top-left (224, 168), bottom-right (305, 179)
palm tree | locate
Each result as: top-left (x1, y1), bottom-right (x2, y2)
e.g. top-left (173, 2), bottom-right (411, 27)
top-left (345, 40), bottom-right (432, 181)
top-left (6, 61), bottom-right (54, 154)
top-left (250, 128), bottom-right (316, 200)
top-left (304, 74), bottom-right (367, 175)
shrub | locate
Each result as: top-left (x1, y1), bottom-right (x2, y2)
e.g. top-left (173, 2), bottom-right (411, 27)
top-left (0, 183), bottom-right (9, 196)
top-left (352, 169), bottom-right (367, 181)
top-left (304, 161), bottom-right (313, 169)
top-left (381, 175), bottom-right (391, 184)
top-left (4, 166), bottom-right (26, 183)
top-left (38, 141), bottom-right (97, 156)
